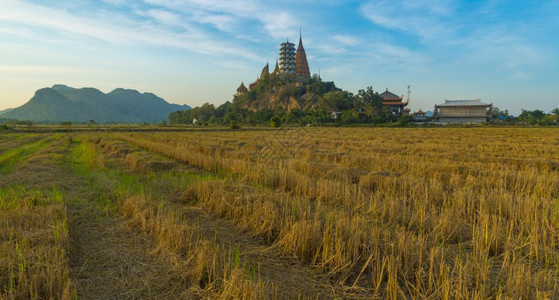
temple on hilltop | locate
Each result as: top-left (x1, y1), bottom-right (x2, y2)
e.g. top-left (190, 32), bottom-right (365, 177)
top-left (237, 30), bottom-right (312, 93)
top-left (379, 88), bottom-right (410, 117)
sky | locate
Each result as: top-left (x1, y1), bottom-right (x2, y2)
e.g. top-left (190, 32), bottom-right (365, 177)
top-left (1, 0), bottom-right (558, 115)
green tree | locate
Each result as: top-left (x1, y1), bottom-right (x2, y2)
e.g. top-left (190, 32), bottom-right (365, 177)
top-left (518, 109), bottom-right (546, 124)
top-left (323, 91), bottom-right (354, 111)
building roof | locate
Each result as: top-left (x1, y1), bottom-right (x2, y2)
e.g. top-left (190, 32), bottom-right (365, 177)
top-left (383, 101), bottom-right (407, 106)
top-left (273, 58), bottom-right (279, 74)
top-left (379, 89), bottom-right (402, 101)
top-left (414, 109), bottom-right (425, 115)
top-left (236, 82), bottom-right (248, 93)
top-left (260, 63), bottom-right (269, 78)
top-left (436, 99), bottom-right (491, 107)
top-left (295, 30), bottom-right (310, 78)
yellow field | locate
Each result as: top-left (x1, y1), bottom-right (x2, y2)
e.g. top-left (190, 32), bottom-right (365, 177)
top-left (1, 127), bottom-right (558, 299)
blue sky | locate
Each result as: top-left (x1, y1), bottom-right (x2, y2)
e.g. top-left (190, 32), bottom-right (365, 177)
top-left (1, 0), bottom-right (558, 115)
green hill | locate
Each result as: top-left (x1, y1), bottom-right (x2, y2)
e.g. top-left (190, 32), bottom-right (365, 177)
top-left (0, 108), bottom-right (14, 116)
top-left (2, 85), bottom-right (190, 123)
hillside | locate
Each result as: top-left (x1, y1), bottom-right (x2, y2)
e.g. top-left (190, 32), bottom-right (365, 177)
top-left (235, 74), bottom-right (341, 112)
top-left (2, 84), bottom-right (190, 123)
top-left (0, 108), bottom-right (14, 116)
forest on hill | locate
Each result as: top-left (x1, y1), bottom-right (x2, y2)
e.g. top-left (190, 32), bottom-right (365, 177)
top-left (169, 74), bottom-right (409, 127)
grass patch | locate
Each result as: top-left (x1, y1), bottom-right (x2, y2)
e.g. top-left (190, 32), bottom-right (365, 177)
top-left (0, 137), bottom-right (50, 174)
top-left (0, 182), bottom-right (75, 299)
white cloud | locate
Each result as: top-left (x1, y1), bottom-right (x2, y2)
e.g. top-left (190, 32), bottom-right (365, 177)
top-left (360, 0), bottom-right (549, 80)
top-left (102, 0), bottom-right (127, 6)
top-left (143, 9), bottom-right (183, 26)
top-left (141, 0), bottom-right (299, 40)
top-left (0, 0), bottom-right (260, 60)
top-left (261, 12), bottom-right (296, 40)
top-left (360, 0), bottom-right (455, 42)
top-left (331, 34), bottom-right (360, 47)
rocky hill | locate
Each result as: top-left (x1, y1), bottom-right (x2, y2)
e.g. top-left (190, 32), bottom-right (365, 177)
top-left (2, 84), bottom-right (190, 123)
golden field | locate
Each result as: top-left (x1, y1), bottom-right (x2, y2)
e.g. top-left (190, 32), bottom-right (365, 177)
top-left (1, 127), bottom-right (558, 299)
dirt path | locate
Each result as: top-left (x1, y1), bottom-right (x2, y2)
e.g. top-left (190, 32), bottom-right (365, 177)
top-left (64, 138), bottom-right (196, 299)
top-left (67, 203), bottom-right (190, 299)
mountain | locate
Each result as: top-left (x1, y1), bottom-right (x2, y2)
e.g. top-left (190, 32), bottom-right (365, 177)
top-left (0, 108), bottom-right (14, 116)
top-left (2, 85), bottom-right (190, 123)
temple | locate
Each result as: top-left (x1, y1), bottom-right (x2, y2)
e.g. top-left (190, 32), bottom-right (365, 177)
top-left (379, 88), bottom-right (409, 117)
top-left (239, 31), bottom-right (312, 92)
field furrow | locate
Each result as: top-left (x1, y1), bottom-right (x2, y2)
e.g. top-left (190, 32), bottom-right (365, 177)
top-left (1, 135), bottom-right (75, 299)
top-left (91, 134), bottom-right (355, 298)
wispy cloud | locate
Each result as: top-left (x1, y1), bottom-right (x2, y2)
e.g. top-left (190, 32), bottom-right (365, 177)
top-left (360, 0), bottom-right (457, 42)
top-left (331, 34), bottom-right (360, 47)
top-left (0, 0), bottom-right (261, 60)
top-left (262, 12), bottom-right (296, 40)
top-left (141, 0), bottom-right (300, 39)
top-left (359, 0), bottom-right (549, 79)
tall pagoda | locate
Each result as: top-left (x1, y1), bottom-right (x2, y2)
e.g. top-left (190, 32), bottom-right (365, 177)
top-left (279, 40), bottom-right (296, 74)
top-left (295, 30), bottom-right (310, 79)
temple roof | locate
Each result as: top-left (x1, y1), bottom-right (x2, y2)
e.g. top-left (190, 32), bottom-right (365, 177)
top-left (260, 63), bottom-right (269, 78)
top-left (379, 89), bottom-right (402, 101)
top-left (414, 109), bottom-right (425, 115)
top-left (296, 30), bottom-right (310, 78)
top-left (236, 82), bottom-right (248, 93)
top-left (273, 58), bottom-right (279, 74)
top-left (436, 99), bottom-right (491, 107)
top-left (383, 101), bottom-right (407, 106)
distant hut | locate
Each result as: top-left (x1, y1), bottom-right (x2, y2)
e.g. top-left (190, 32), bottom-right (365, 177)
top-left (433, 99), bottom-right (493, 123)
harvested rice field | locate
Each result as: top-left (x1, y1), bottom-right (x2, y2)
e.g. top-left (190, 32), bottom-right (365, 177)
top-left (1, 127), bottom-right (558, 299)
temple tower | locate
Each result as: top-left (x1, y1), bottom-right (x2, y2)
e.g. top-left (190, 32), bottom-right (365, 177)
top-left (260, 62), bottom-right (270, 78)
top-left (279, 40), bottom-right (296, 74)
top-left (295, 30), bottom-right (310, 79)
top-left (273, 57), bottom-right (280, 74)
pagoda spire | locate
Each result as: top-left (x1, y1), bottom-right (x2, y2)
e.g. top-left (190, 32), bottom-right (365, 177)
top-left (296, 29), bottom-right (310, 79)
top-left (273, 56), bottom-right (280, 74)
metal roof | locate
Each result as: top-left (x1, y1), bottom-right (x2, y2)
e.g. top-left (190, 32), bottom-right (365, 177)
top-left (436, 99), bottom-right (491, 107)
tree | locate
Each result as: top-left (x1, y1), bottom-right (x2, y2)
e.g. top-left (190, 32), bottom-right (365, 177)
top-left (341, 110), bottom-right (359, 124)
top-left (518, 109), bottom-right (545, 124)
top-left (492, 106), bottom-right (509, 118)
top-left (323, 91), bottom-right (354, 111)
top-left (552, 108), bottom-right (559, 125)
top-left (229, 120), bottom-right (240, 129)
top-left (270, 115), bottom-right (281, 127)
